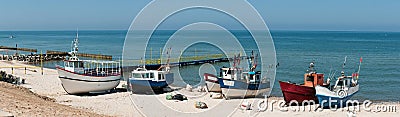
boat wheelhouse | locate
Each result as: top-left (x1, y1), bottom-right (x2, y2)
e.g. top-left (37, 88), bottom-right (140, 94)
top-left (128, 67), bottom-right (173, 94)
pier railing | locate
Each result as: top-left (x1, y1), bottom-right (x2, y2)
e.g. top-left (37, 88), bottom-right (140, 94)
top-left (46, 50), bottom-right (112, 60)
top-left (0, 46), bottom-right (37, 52)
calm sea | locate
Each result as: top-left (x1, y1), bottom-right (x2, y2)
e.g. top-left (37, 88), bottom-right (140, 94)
top-left (0, 30), bottom-right (399, 101)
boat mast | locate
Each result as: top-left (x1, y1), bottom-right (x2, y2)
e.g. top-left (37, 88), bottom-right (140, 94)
top-left (341, 56), bottom-right (347, 74)
top-left (69, 29), bottom-right (79, 61)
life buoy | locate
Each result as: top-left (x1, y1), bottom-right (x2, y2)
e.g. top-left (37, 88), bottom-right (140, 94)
top-left (337, 89), bottom-right (348, 98)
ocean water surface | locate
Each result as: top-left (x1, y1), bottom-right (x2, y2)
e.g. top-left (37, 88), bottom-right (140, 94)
top-left (0, 30), bottom-right (399, 101)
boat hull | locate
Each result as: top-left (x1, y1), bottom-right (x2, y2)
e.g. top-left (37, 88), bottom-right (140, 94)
top-left (57, 68), bottom-right (121, 94)
top-left (129, 79), bottom-right (168, 93)
top-left (218, 78), bottom-right (270, 99)
top-left (315, 85), bottom-right (359, 108)
top-left (203, 73), bottom-right (221, 92)
top-left (279, 81), bottom-right (318, 104)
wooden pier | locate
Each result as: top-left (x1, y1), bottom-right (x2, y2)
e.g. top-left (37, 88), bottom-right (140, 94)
top-left (46, 50), bottom-right (112, 60)
top-left (0, 46), bottom-right (113, 62)
top-left (0, 46), bottom-right (37, 52)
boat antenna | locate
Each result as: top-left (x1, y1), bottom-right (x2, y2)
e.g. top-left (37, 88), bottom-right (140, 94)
top-left (342, 56), bottom-right (347, 73)
top-left (237, 53), bottom-right (241, 67)
top-left (328, 65), bottom-right (333, 78)
top-left (356, 57), bottom-right (362, 80)
top-left (233, 54), bottom-right (237, 68)
top-left (141, 57), bottom-right (145, 69)
top-left (357, 57), bottom-right (362, 73)
top-left (166, 48), bottom-right (171, 72)
top-left (252, 53), bottom-right (258, 71)
top-left (69, 29), bottom-right (79, 60)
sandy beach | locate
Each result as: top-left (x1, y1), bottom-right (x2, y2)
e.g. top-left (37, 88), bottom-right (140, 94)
top-left (0, 60), bottom-right (399, 117)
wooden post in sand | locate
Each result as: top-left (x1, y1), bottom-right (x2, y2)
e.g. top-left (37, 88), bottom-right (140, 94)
top-left (41, 50), bottom-right (43, 75)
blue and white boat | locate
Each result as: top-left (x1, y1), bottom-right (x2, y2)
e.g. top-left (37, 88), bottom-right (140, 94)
top-left (128, 66), bottom-right (174, 94)
top-left (211, 53), bottom-right (270, 99)
top-left (316, 57), bottom-right (362, 108)
top-left (217, 69), bottom-right (270, 99)
top-left (315, 75), bottom-right (359, 108)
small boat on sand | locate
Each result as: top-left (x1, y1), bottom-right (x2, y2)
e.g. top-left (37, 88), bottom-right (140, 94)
top-left (205, 52), bottom-right (270, 99)
top-left (203, 73), bottom-right (221, 92)
top-left (56, 32), bottom-right (121, 94)
top-left (316, 57), bottom-right (361, 108)
top-left (279, 62), bottom-right (329, 104)
top-left (128, 66), bottom-right (173, 94)
top-left (128, 48), bottom-right (174, 94)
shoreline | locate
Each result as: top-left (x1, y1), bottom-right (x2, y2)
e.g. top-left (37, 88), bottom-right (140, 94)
top-left (0, 60), bottom-right (398, 116)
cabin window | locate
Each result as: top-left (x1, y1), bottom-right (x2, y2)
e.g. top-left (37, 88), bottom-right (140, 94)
top-left (306, 75), bottom-right (314, 81)
top-left (149, 73), bottom-right (154, 78)
top-left (74, 62), bottom-right (78, 68)
top-left (143, 73), bottom-right (149, 78)
top-left (69, 62), bottom-right (73, 67)
top-left (226, 70), bottom-right (232, 75)
top-left (343, 80), bottom-right (346, 87)
top-left (255, 74), bottom-right (260, 81)
top-left (249, 74), bottom-right (255, 81)
top-left (345, 80), bottom-right (351, 87)
top-left (242, 74), bottom-right (248, 80)
top-left (158, 74), bottom-right (164, 80)
top-left (337, 80), bottom-right (344, 86)
top-left (133, 73), bottom-right (142, 78)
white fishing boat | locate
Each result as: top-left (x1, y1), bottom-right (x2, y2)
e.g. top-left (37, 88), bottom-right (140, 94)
top-left (204, 52), bottom-right (270, 99)
top-left (315, 57), bottom-right (362, 108)
top-left (56, 32), bottom-right (121, 94)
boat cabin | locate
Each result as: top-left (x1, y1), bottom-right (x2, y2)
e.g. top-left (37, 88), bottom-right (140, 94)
top-left (63, 60), bottom-right (120, 76)
top-left (242, 71), bottom-right (261, 84)
top-left (303, 73), bottom-right (324, 87)
top-left (333, 77), bottom-right (355, 91)
top-left (303, 62), bottom-right (325, 87)
top-left (219, 67), bottom-right (243, 80)
top-left (64, 60), bottom-right (84, 73)
top-left (131, 68), bottom-right (167, 82)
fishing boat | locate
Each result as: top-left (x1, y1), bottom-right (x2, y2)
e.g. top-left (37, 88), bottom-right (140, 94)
top-left (279, 62), bottom-right (329, 104)
top-left (203, 73), bottom-right (221, 92)
top-left (128, 49), bottom-right (174, 94)
top-left (128, 66), bottom-right (173, 94)
top-left (56, 32), bottom-right (121, 94)
top-left (316, 57), bottom-right (361, 108)
top-left (208, 52), bottom-right (270, 99)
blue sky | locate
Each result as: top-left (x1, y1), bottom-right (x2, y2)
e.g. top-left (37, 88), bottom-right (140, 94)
top-left (0, 0), bottom-right (399, 31)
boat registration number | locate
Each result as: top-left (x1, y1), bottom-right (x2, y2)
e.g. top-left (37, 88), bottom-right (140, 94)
top-left (223, 80), bottom-right (235, 86)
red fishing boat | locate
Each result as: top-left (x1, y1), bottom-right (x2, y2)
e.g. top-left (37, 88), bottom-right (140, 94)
top-left (279, 62), bottom-right (329, 104)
